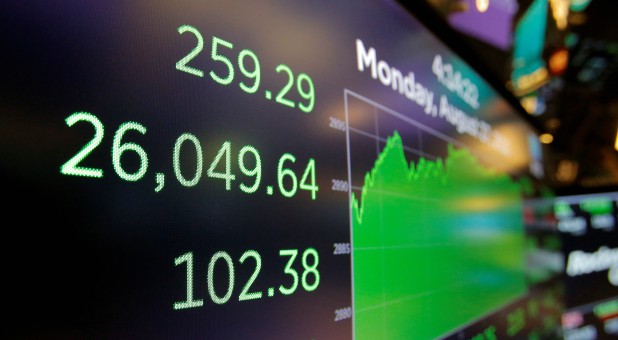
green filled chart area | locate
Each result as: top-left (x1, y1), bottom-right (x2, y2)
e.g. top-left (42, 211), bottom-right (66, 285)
top-left (345, 90), bottom-right (527, 339)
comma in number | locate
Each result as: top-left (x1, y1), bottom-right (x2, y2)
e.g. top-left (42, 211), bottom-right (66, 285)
top-left (155, 172), bottom-right (165, 192)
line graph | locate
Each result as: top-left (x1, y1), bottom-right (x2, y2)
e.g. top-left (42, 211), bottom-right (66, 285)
top-left (345, 90), bottom-right (527, 339)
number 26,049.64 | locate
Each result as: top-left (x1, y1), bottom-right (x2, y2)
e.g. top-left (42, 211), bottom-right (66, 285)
top-left (60, 112), bottom-right (319, 200)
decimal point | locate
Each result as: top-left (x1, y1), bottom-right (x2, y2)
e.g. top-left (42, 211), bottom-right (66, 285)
top-left (268, 288), bottom-right (275, 297)
top-left (265, 90), bottom-right (272, 100)
top-left (266, 186), bottom-right (274, 195)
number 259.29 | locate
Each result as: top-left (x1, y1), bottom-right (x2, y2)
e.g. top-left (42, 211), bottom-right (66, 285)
top-left (176, 24), bottom-right (315, 113)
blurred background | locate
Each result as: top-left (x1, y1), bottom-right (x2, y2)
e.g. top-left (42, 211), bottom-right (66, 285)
top-left (413, 3), bottom-right (618, 338)
top-left (421, 0), bottom-right (618, 191)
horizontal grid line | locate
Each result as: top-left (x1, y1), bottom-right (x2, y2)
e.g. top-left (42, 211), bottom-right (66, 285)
top-left (350, 186), bottom-right (445, 203)
top-left (355, 280), bottom-right (476, 314)
top-left (354, 242), bottom-right (492, 251)
top-left (348, 126), bottom-right (438, 160)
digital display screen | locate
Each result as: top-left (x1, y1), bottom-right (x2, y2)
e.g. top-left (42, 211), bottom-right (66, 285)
top-left (2, 1), bottom-right (557, 338)
top-left (556, 191), bottom-right (618, 339)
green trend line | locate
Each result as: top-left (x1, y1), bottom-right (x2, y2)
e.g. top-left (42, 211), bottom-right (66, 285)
top-left (352, 131), bottom-right (526, 339)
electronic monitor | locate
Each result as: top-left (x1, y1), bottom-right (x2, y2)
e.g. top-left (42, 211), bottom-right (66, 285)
top-left (1, 1), bottom-right (559, 338)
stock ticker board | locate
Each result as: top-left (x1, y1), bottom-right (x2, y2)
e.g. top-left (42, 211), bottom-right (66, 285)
top-left (2, 1), bottom-right (565, 339)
